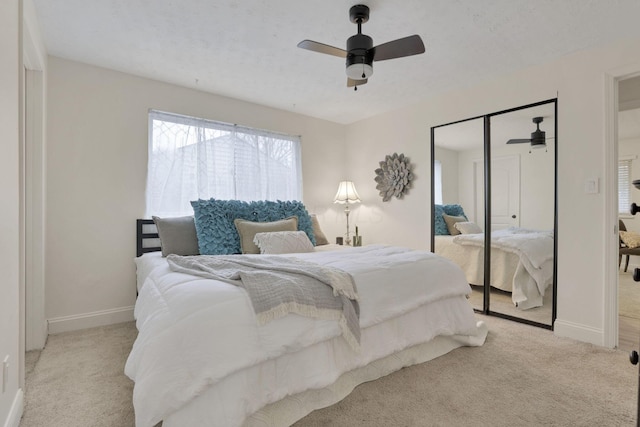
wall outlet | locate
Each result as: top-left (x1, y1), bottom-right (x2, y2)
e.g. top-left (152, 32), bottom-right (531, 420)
top-left (2, 356), bottom-right (8, 394)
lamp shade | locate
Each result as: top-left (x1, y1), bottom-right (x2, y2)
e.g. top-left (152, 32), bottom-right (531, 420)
top-left (334, 181), bottom-right (361, 204)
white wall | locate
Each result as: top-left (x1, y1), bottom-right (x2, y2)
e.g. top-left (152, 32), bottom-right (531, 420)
top-left (45, 57), bottom-right (347, 331)
top-left (344, 37), bottom-right (640, 346)
top-left (0, 0), bottom-right (23, 425)
top-left (433, 146), bottom-right (459, 204)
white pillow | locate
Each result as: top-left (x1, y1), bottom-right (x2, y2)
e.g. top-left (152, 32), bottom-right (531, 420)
top-left (253, 231), bottom-right (314, 254)
top-left (454, 221), bottom-right (483, 234)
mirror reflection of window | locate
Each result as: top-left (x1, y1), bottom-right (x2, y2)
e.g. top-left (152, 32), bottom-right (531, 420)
top-left (434, 160), bottom-right (443, 205)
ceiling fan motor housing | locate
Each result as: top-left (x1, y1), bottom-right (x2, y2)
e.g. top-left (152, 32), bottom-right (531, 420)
top-left (530, 130), bottom-right (546, 148)
top-left (346, 34), bottom-right (374, 79)
top-left (531, 116), bottom-right (545, 148)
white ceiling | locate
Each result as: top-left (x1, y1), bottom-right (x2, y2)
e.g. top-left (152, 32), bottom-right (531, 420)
top-left (32, 0), bottom-right (640, 125)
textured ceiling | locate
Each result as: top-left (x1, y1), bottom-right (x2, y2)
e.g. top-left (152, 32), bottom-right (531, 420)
top-left (33, 0), bottom-right (640, 124)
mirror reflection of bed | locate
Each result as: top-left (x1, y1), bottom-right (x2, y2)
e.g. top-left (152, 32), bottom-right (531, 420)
top-left (432, 100), bottom-right (556, 327)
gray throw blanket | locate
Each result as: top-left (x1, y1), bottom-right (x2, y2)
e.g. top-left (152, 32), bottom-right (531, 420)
top-left (166, 254), bottom-right (361, 351)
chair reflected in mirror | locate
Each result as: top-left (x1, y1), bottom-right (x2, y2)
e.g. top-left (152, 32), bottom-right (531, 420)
top-left (619, 219), bottom-right (640, 272)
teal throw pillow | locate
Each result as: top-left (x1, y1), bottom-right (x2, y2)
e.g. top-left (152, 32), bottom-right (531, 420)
top-left (190, 199), bottom-right (316, 255)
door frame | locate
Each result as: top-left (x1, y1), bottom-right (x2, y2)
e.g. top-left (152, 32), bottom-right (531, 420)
top-left (23, 8), bottom-right (47, 353)
top-left (604, 64), bottom-right (640, 348)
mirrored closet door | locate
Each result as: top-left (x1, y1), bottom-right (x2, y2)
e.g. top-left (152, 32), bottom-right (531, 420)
top-left (431, 117), bottom-right (486, 312)
top-left (431, 99), bottom-right (557, 328)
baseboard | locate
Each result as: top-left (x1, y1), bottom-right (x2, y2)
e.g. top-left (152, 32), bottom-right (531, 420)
top-left (3, 388), bottom-right (23, 427)
top-left (554, 319), bottom-right (604, 346)
top-left (48, 306), bottom-right (135, 334)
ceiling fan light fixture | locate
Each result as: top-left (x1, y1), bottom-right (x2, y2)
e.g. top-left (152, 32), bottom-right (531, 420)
top-left (531, 141), bottom-right (546, 149)
top-left (346, 61), bottom-right (373, 80)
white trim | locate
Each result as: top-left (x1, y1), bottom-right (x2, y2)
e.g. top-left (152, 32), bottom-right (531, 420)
top-left (2, 388), bottom-right (23, 427)
top-left (604, 71), bottom-right (620, 349)
top-left (619, 154), bottom-right (638, 161)
top-left (604, 63), bottom-right (640, 349)
top-left (23, 0), bottom-right (47, 352)
top-left (553, 319), bottom-right (604, 346)
top-left (48, 306), bottom-right (135, 334)
top-left (24, 68), bottom-right (47, 351)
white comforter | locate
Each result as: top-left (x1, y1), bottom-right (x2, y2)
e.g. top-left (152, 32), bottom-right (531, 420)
top-left (126, 245), bottom-right (479, 427)
top-left (453, 228), bottom-right (554, 309)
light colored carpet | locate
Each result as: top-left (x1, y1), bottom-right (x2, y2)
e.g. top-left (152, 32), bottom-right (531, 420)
top-left (22, 316), bottom-right (637, 427)
top-left (22, 322), bottom-right (137, 427)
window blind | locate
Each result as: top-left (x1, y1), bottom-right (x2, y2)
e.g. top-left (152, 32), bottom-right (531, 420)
top-left (619, 158), bottom-right (632, 215)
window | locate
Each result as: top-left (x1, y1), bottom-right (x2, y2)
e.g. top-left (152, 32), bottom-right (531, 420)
top-left (146, 110), bottom-right (302, 217)
top-left (619, 158), bottom-right (632, 215)
top-left (434, 160), bottom-right (443, 205)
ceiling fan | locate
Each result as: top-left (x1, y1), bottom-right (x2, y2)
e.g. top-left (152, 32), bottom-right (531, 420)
top-left (297, 4), bottom-right (425, 90)
top-left (506, 116), bottom-right (552, 149)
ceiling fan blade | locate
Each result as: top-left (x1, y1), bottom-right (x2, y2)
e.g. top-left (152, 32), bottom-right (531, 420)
top-left (347, 78), bottom-right (368, 87)
top-left (506, 139), bottom-right (532, 144)
top-left (297, 40), bottom-right (347, 58)
top-left (372, 35), bottom-right (425, 61)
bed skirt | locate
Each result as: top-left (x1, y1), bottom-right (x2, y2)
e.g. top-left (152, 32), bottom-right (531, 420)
top-left (247, 321), bottom-right (488, 426)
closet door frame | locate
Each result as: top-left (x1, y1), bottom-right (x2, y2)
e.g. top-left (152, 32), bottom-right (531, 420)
top-left (431, 98), bottom-right (558, 329)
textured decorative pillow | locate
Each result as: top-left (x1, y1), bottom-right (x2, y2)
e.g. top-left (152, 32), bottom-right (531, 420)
top-left (152, 215), bottom-right (200, 257)
top-left (443, 214), bottom-right (466, 236)
top-left (234, 217), bottom-right (298, 254)
top-left (310, 214), bottom-right (329, 245)
top-left (191, 199), bottom-right (316, 255)
top-left (253, 230), bottom-right (314, 254)
top-left (621, 230), bottom-right (640, 249)
top-left (435, 204), bottom-right (468, 235)
top-left (454, 221), bottom-right (483, 235)
top-left (442, 204), bottom-right (466, 217)
top-left (434, 205), bottom-right (449, 235)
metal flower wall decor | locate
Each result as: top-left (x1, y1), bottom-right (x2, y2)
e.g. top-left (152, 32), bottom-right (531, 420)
top-left (374, 152), bottom-right (414, 202)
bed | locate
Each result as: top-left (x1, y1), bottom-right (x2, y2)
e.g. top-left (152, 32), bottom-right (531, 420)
top-left (127, 217), bottom-right (487, 427)
top-left (435, 227), bottom-right (554, 310)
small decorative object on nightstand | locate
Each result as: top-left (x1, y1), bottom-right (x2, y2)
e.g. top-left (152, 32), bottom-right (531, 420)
top-left (353, 226), bottom-right (362, 246)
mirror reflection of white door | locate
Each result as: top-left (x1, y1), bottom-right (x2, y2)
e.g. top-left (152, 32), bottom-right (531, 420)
top-left (491, 155), bottom-right (520, 230)
top-left (474, 155), bottom-right (520, 230)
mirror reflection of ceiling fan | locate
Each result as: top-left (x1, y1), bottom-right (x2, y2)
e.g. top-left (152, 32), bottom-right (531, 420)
top-left (506, 116), bottom-right (554, 150)
top-left (297, 4), bottom-right (425, 90)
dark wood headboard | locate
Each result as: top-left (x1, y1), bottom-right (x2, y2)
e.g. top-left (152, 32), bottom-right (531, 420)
top-left (136, 219), bottom-right (161, 257)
